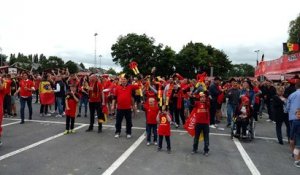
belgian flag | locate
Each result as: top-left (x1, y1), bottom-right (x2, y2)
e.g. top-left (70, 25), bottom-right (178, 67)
top-left (287, 43), bottom-right (299, 52)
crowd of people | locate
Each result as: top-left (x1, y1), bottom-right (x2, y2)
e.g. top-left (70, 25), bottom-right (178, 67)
top-left (0, 68), bottom-right (299, 167)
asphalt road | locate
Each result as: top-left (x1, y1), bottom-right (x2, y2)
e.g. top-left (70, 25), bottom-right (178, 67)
top-left (0, 100), bottom-right (298, 175)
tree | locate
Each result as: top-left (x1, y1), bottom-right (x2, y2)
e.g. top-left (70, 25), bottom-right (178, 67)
top-left (79, 62), bottom-right (85, 70)
top-left (226, 64), bottom-right (254, 77)
top-left (106, 67), bottom-right (117, 75)
top-left (65, 60), bottom-right (78, 74)
top-left (111, 33), bottom-right (159, 75)
top-left (175, 42), bottom-right (232, 78)
top-left (0, 54), bottom-right (7, 66)
top-left (155, 46), bottom-right (176, 77)
top-left (288, 13), bottom-right (300, 43)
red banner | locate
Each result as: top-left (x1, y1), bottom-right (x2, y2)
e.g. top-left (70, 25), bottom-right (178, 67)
top-left (255, 53), bottom-right (300, 78)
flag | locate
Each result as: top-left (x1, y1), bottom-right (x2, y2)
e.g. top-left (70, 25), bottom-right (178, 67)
top-left (39, 81), bottom-right (55, 105)
top-left (283, 43), bottom-right (288, 53)
top-left (184, 108), bottom-right (204, 141)
top-left (293, 43), bottom-right (299, 51)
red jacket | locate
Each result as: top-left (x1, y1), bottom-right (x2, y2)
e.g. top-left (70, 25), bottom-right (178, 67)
top-left (19, 79), bottom-right (35, 97)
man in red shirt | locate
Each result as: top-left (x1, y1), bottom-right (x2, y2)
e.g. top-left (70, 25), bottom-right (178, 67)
top-left (0, 77), bottom-right (5, 146)
top-left (111, 74), bottom-right (140, 138)
top-left (14, 72), bottom-right (35, 124)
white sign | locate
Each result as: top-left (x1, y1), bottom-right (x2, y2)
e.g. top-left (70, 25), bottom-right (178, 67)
top-left (8, 68), bottom-right (17, 74)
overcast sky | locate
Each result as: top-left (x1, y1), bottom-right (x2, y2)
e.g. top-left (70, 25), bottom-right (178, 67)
top-left (0, 0), bottom-right (299, 71)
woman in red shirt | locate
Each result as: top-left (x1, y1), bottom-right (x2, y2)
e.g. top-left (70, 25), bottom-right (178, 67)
top-left (14, 72), bottom-right (35, 124)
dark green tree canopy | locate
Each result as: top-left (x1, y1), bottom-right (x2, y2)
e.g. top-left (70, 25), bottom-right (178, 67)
top-left (227, 64), bottom-right (255, 78)
top-left (288, 13), bottom-right (300, 43)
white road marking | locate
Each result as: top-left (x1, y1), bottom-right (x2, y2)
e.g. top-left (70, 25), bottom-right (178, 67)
top-left (233, 138), bottom-right (261, 175)
top-left (2, 121), bottom-right (20, 127)
top-left (0, 124), bottom-right (87, 161)
top-left (3, 118), bottom-right (288, 142)
top-left (102, 132), bottom-right (146, 175)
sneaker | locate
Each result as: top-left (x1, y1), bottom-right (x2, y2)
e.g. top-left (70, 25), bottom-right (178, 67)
top-left (209, 125), bottom-right (216, 129)
top-left (40, 114), bottom-right (44, 117)
top-left (203, 152), bottom-right (209, 157)
top-left (294, 161), bottom-right (300, 168)
top-left (191, 150), bottom-right (198, 154)
top-left (84, 114), bottom-right (87, 118)
top-left (0, 138), bottom-right (2, 146)
top-left (77, 114), bottom-right (81, 118)
top-left (146, 142), bottom-right (150, 146)
top-left (157, 147), bottom-right (162, 152)
top-left (49, 110), bottom-right (55, 114)
top-left (167, 149), bottom-right (171, 154)
top-left (45, 113), bottom-right (51, 117)
top-left (266, 119), bottom-right (271, 122)
top-left (114, 134), bottom-right (120, 138)
top-left (127, 134), bottom-right (132, 139)
top-left (278, 141), bottom-right (284, 145)
top-left (86, 128), bottom-right (93, 132)
top-left (20, 121), bottom-right (25, 124)
top-left (154, 142), bottom-right (158, 146)
top-left (55, 114), bottom-right (62, 118)
top-left (226, 124), bottom-right (231, 128)
top-left (62, 112), bottom-right (66, 116)
top-left (70, 130), bottom-right (76, 134)
top-left (63, 130), bottom-right (69, 135)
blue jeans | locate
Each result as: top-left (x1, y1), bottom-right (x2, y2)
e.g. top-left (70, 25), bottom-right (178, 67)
top-left (227, 104), bottom-right (237, 125)
top-left (20, 96), bottom-right (33, 122)
top-left (56, 97), bottom-right (63, 115)
top-left (146, 124), bottom-right (157, 142)
top-left (79, 96), bottom-right (88, 115)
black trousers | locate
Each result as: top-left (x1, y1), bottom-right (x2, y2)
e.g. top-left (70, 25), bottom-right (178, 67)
top-left (158, 135), bottom-right (171, 150)
top-left (193, 123), bottom-right (209, 153)
top-left (115, 109), bottom-right (132, 134)
top-left (88, 102), bottom-right (104, 130)
top-left (276, 115), bottom-right (290, 142)
top-left (210, 100), bottom-right (217, 125)
top-left (40, 105), bottom-right (48, 114)
top-left (66, 116), bottom-right (75, 130)
top-left (236, 118), bottom-right (249, 135)
top-left (174, 107), bottom-right (185, 126)
top-left (4, 94), bottom-right (12, 115)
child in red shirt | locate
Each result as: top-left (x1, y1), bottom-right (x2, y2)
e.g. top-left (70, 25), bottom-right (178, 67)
top-left (192, 93), bottom-right (210, 156)
top-left (64, 84), bottom-right (79, 134)
top-left (144, 97), bottom-right (159, 146)
top-left (157, 105), bottom-right (172, 153)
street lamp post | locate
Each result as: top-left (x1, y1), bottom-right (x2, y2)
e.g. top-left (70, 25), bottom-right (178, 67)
top-left (94, 33), bottom-right (98, 68)
top-left (99, 54), bottom-right (102, 70)
top-left (254, 50), bottom-right (260, 62)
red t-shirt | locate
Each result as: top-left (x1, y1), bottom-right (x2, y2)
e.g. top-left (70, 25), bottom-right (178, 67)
top-left (0, 86), bottom-right (5, 115)
top-left (19, 79), bottom-right (35, 97)
top-left (65, 92), bottom-right (79, 117)
top-left (158, 113), bottom-right (171, 136)
top-left (34, 79), bottom-right (41, 91)
top-left (88, 81), bottom-right (103, 102)
top-left (3, 79), bottom-right (12, 95)
top-left (115, 84), bottom-right (139, 109)
top-left (194, 102), bottom-right (210, 124)
top-left (144, 102), bottom-right (159, 124)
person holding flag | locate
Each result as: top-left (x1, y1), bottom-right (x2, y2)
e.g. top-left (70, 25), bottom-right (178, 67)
top-left (187, 92), bottom-right (210, 156)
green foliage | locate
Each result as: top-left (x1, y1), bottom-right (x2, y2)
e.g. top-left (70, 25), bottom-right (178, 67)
top-left (106, 67), bottom-right (117, 75)
top-left (226, 64), bottom-right (254, 77)
top-left (288, 13), bottom-right (300, 43)
top-left (111, 33), bottom-right (159, 75)
top-left (175, 42), bottom-right (232, 78)
top-left (65, 60), bottom-right (78, 74)
top-left (79, 62), bottom-right (85, 70)
top-left (0, 54), bottom-right (8, 66)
